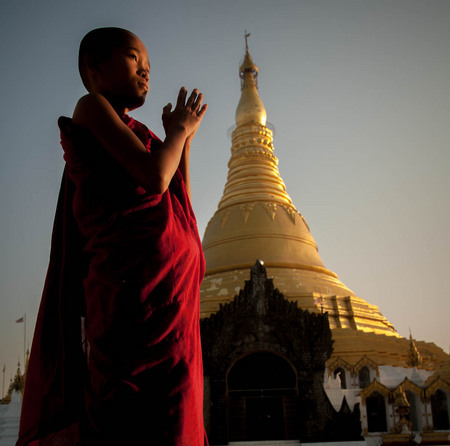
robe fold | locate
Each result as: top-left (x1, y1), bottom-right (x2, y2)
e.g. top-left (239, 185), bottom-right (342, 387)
top-left (17, 116), bottom-right (207, 446)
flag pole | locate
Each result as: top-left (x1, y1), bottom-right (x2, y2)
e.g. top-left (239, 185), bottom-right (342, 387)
top-left (24, 313), bottom-right (27, 368)
top-left (2, 364), bottom-right (5, 400)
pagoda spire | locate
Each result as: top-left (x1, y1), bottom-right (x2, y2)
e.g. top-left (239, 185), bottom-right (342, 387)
top-left (218, 38), bottom-right (293, 210)
top-left (202, 37), bottom-right (331, 279)
top-left (235, 32), bottom-right (267, 126)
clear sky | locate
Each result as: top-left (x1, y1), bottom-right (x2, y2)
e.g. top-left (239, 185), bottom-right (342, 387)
top-left (1, 0), bottom-right (449, 387)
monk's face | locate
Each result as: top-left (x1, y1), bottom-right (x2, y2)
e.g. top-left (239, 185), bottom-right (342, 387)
top-left (94, 33), bottom-right (150, 112)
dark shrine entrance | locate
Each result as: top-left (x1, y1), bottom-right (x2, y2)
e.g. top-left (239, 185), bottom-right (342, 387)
top-left (227, 352), bottom-right (298, 441)
top-left (201, 262), bottom-right (348, 444)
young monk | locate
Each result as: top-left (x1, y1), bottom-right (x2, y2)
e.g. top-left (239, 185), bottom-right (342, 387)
top-left (17, 27), bottom-right (208, 445)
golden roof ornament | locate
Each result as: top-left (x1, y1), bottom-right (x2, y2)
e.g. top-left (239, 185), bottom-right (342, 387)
top-left (407, 331), bottom-right (423, 368)
top-left (393, 386), bottom-right (410, 408)
top-left (392, 386), bottom-right (413, 435)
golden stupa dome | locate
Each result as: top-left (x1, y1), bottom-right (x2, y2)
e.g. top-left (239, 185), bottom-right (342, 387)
top-left (200, 40), bottom-right (399, 340)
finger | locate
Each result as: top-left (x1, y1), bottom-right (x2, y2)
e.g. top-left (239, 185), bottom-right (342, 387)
top-left (192, 93), bottom-right (203, 111)
top-left (163, 103), bottom-right (172, 114)
top-left (197, 103), bottom-right (208, 119)
top-left (186, 89), bottom-right (199, 108)
top-left (176, 87), bottom-right (187, 108)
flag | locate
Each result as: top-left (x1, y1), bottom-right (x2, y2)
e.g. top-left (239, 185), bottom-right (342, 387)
top-left (15, 317), bottom-right (24, 323)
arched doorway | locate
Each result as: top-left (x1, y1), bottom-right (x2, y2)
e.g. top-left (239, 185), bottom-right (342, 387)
top-left (358, 366), bottom-right (370, 389)
top-left (227, 352), bottom-right (298, 441)
top-left (431, 389), bottom-right (450, 430)
top-left (333, 367), bottom-right (347, 389)
top-left (366, 391), bottom-right (388, 433)
top-left (405, 390), bottom-right (421, 431)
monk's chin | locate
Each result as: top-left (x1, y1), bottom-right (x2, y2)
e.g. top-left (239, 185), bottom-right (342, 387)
top-left (126, 94), bottom-right (147, 111)
top-left (107, 93), bottom-right (147, 112)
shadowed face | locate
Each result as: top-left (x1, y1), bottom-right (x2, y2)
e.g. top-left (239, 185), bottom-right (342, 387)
top-left (93, 33), bottom-right (150, 112)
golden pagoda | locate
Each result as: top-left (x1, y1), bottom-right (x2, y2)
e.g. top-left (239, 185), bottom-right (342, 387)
top-left (199, 39), bottom-right (449, 368)
top-left (201, 40), bottom-right (414, 357)
top-left (200, 37), bottom-right (449, 444)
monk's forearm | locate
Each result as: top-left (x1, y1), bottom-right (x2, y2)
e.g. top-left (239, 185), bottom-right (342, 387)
top-left (95, 123), bottom-right (188, 194)
top-left (151, 125), bottom-right (189, 193)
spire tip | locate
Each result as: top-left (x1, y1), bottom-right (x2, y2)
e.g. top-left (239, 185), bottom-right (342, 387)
top-left (244, 30), bottom-right (251, 51)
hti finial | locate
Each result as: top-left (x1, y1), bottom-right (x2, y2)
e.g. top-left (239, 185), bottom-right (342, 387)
top-left (244, 30), bottom-right (251, 51)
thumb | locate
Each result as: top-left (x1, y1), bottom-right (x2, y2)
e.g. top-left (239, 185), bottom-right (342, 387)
top-left (163, 103), bottom-right (172, 114)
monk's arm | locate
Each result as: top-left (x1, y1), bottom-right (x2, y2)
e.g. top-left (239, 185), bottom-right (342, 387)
top-left (162, 88), bottom-right (206, 201)
top-left (72, 91), bottom-right (205, 194)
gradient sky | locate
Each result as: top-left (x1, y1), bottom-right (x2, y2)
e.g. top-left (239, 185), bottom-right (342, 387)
top-left (1, 0), bottom-right (449, 387)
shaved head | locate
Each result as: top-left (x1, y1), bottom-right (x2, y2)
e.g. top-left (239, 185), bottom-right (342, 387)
top-left (78, 27), bottom-right (136, 90)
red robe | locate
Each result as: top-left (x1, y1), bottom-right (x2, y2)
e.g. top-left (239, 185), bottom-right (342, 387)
top-left (18, 116), bottom-right (207, 445)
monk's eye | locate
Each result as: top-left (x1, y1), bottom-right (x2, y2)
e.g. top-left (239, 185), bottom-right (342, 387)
top-left (130, 54), bottom-right (137, 61)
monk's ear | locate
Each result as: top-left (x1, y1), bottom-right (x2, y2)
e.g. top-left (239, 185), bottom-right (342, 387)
top-left (85, 54), bottom-right (102, 74)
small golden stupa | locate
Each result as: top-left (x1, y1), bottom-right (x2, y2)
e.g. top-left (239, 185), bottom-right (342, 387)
top-left (200, 37), bottom-right (447, 370)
